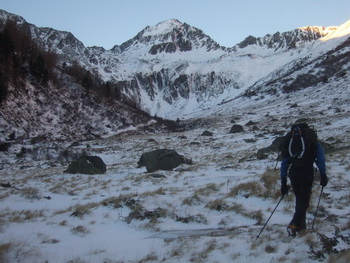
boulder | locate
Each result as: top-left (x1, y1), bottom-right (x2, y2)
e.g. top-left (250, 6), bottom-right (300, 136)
top-left (257, 136), bottom-right (285, 155)
top-left (245, 120), bottom-right (258, 126)
top-left (138, 149), bottom-right (191, 172)
top-left (229, 124), bottom-right (244, 133)
top-left (201, 130), bottom-right (213, 136)
top-left (0, 142), bottom-right (10, 152)
top-left (64, 155), bottom-right (106, 174)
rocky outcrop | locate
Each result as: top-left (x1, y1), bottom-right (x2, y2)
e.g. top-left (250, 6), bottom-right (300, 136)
top-left (64, 155), bottom-right (107, 174)
top-left (236, 27), bottom-right (336, 50)
top-left (138, 149), bottom-right (192, 172)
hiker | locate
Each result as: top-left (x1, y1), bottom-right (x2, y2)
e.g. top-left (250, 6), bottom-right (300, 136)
top-left (279, 122), bottom-right (328, 236)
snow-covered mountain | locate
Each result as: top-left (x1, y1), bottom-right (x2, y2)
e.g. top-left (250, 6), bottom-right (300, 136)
top-left (0, 9), bottom-right (350, 136)
top-left (76, 19), bottom-right (349, 119)
top-left (2, 10), bottom-right (350, 120)
top-left (2, 10), bottom-right (349, 121)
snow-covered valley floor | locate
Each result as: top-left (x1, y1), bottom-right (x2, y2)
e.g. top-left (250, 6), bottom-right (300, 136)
top-left (1, 82), bottom-right (350, 263)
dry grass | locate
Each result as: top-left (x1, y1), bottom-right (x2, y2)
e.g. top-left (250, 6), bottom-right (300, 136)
top-left (48, 175), bottom-right (97, 194)
top-left (182, 194), bottom-right (202, 206)
top-left (66, 257), bottom-right (86, 263)
top-left (182, 183), bottom-right (221, 206)
top-left (100, 194), bottom-right (139, 209)
top-left (328, 249), bottom-right (350, 263)
top-left (141, 187), bottom-right (166, 197)
top-left (54, 202), bottom-right (100, 218)
top-left (0, 243), bottom-right (11, 263)
top-left (138, 252), bottom-right (159, 263)
top-left (49, 180), bottom-right (77, 194)
top-left (265, 244), bottom-right (277, 253)
top-left (69, 203), bottom-right (98, 218)
top-left (20, 187), bottom-right (41, 199)
top-left (0, 241), bottom-right (40, 262)
top-left (227, 202), bottom-right (244, 214)
top-left (227, 181), bottom-right (265, 198)
top-left (194, 183), bottom-right (220, 196)
top-left (205, 199), bottom-right (229, 211)
top-left (304, 233), bottom-right (318, 248)
top-left (0, 209), bottom-right (45, 223)
top-left (0, 191), bottom-right (11, 200)
top-left (189, 239), bottom-right (217, 262)
top-left (250, 210), bottom-right (264, 225)
top-left (71, 225), bottom-right (89, 235)
top-left (260, 169), bottom-right (279, 189)
top-left (258, 168), bottom-right (281, 199)
top-left (38, 232), bottom-right (60, 244)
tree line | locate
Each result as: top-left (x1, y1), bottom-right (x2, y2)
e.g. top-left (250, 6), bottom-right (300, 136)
top-left (0, 19), bottom-right (121, 104)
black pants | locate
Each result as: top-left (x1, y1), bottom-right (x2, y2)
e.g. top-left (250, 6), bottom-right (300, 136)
top-left (289, 165), bottom-right (314, 229)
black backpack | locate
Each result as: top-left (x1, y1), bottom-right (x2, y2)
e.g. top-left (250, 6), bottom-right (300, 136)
top-left (280, 123), bottom-right (318, 167)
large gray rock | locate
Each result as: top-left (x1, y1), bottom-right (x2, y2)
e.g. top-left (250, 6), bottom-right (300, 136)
top-left (138, 149), bottom-right (191, 172)
top-left (229, 124), bottom-right (244, 133)
top-left (64, 155), bottom-right (106, 174)
top-left (256, 137), bottom-right (285, 160)
top-left (257, 137), bottom-right (285, 155)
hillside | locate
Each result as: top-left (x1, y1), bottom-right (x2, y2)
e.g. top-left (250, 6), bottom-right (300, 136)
top-left (1, 75), bottom-right (350, 262)
top-left (0, 9), bottom-right (350, 263)
top-left (0, 11), bottom-right (177, 146)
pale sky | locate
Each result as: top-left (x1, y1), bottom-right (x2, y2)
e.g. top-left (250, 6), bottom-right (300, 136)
top-left (1, 0), bottom-right (350, 49)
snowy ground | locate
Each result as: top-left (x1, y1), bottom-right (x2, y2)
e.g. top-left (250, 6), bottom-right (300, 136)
top-left (1, 82), bottom-right (350, 263)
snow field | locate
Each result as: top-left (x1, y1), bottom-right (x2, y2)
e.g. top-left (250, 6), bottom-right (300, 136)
top-left (1, 94), bottom-right (349, 262)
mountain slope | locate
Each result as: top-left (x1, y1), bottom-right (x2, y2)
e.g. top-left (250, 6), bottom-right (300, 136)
top-left (0, 9), bottom-right (349, 136)
top-left (77, 19), bottom-right (350, 119)
top-left (96, 20), bottom-right (347, 119)
top-left (2, 9), bottom-right (348, 120)
top-left (0, 11), bottom-right (176, 144)
top-left (240, 20), bottom-right (350, 98)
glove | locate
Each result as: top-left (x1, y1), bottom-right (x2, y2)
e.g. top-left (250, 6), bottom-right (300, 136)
top-left (320, 174), bottom-right (328, 187)
top-left (281, 184), bottom-right (290, 196)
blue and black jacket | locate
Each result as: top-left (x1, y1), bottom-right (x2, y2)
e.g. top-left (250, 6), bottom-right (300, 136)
top-left (280, 142), bottom-right (326, 185)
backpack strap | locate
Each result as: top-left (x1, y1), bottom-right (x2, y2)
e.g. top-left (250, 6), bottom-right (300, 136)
top-left (288, 127), bottom-right (305, 158)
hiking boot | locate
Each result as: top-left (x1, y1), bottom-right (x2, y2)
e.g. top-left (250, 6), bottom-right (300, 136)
top-left (287, 223), bottom-right (305, 237)
top-left (287, 224), bottom-right (297, 237)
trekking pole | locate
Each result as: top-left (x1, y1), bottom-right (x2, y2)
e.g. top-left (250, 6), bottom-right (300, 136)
top-left (274, 152), bottom-right (280, 171)
top-left (311, 186), bottom-right (324, 230)
top-left (256, 194), bottom-right (285, 239)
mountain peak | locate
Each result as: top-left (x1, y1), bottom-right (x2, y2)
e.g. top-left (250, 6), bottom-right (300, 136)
top-left (115, 18), bottom-right (224, 54)
top-left (142, 19), bottom-right (184, 37)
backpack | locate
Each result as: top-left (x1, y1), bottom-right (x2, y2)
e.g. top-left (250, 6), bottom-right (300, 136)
top-left (279, 123), bottom-right (318, 167)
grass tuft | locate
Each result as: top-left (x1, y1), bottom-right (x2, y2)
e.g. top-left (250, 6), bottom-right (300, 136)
top-left (227, 181), bottom-right (265, 198)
